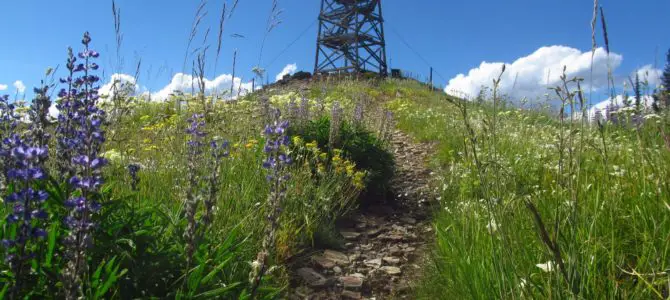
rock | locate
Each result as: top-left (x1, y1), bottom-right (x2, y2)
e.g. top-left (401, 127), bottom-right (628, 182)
top-left (383, 256), bottom-right (401, 265)
top-left (293, 286), bottom-right (313, 299)
top-left (355, 222), bottom-right (367, 230)
top-left (333, 266), bottom-right (342, 274)
top-left (400, 217), bottom-right (417, 225)
top-left (389, 246), bottom-right (402, 255)
top-left (403, 247), bottom-right (416, 253)
top-left (364, 258), bottom-right (382, 268)
top-left (341, 231), bottom-right (361, 240)
top-left (342, 290), bottom-right (362, 299)
top-left (381, 266), bottom-right (402, 275)
top-left (366, 227), bottom-right (382, 237)
top-left (382, 233), bottom-right (405, 241)
top-left (324, 250), bottom-right (349, 265)
top-left (360, 244), bottom-right (374, 251)
top-left (340, 276), bottom-right (364, 290)
top-left (297, 268), bottom-right (327, 287)
top-left (312, 255), bottom-right (335, 269)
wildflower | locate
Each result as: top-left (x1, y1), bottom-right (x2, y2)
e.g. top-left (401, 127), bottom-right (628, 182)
top-left (202, 139), bottom-right (229, 229)
top-left (536, 261), bottom-right (555, 273)
top-left (353, 102), bottom-right (364, 125)
top-left (0, 135), bottom-right (49, 296)
top-left (183, 113), bottom-right (206, 267)
top-left (250, 109), bottom-right (291, 297)
top-left (328, 101), bottom-right (342, 149)
top-left (127, 163), bottom-right (141, 191)
top-left (59, 32), bottom-right (108, 300)
top-left (0, 95), bottom-right (20, 191)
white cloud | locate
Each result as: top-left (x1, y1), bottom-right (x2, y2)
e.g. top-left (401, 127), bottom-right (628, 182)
top-left (445, 46), bottom-right (623, 102)
top-left (633, 65), bottom-right (662, 87)
top-left (13, 80), bottom-right (26, 94)
top-left (0, 84), bottom-right (7, 91)
top-left (275, 63), bottom-right (297, 82)
top-left (151, 73), bottom-right (253, 101)
top-left (99, 73), bottom-right (140, 99)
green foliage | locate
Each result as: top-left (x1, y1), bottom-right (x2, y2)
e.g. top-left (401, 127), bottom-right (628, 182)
top-left (382, 78), bottom-right (670, 299)
top-left (296, 116), bottom-right (395, 204)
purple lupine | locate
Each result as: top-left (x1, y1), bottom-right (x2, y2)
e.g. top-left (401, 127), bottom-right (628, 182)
top-left (127, 163), bottom-right (141, 191)
top-left (250, 109), bottom-right (291, 297)
top-left (328, 101), bottom-right (342, 149)
top-left (353, 102), bottom-right (364, 125)
top-left (28, 84), bottom-right (53, 149)
top-left (1, 135), bottom-right (49, 297)
top-left (58, 32), bottom-right (107, 300)
top-left (0, 95), bottom-right (20, 191)
top-left (299, 95), bottom-right (310, 123)
top-left (201, 139), bottom-right (229, 229)
top-left (183, 113), bottom-right (206, 267)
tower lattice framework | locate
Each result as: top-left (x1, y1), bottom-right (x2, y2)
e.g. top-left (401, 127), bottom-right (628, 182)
top-left (314, 0), bottom-right (388, 76)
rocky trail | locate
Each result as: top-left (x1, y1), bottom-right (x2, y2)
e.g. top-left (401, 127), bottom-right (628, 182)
top-left (289, 130), bottom-right (437, 299)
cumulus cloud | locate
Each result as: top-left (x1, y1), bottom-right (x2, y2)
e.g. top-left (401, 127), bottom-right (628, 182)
top-left (445, 46), bottom-right (623, 102)
top-left (275, 63), bottom-right (297, 82)
top-left (0, 84), bottom-right (7, 91)
top-left (99, 73), bottom-right (140, 99)
top-left (633, 64), bottom-right (662, 87)
top-left (13, 80), bottom-right (26, 94)
top-left (151, 73), bottom-right (253, 101)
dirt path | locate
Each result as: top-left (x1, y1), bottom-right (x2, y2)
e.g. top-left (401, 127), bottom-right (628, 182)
top-left (289, 130), bottom-right (436, 299)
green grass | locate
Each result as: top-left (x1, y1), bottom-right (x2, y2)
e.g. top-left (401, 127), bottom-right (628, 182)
top-left (378, 79), bottom-right (670, 299)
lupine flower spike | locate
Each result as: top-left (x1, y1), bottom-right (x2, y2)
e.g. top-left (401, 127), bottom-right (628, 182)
top-left (59, 32), bottom-right (107, 300)
top-left (250, 109), bottom-right (291, 298)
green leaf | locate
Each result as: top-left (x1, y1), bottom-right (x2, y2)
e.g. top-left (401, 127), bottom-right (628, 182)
top-left (201, 256), bottom-right (233, 285)
top-left (193, 282), bottom-right (241, 299)
top-left (44, 222), bottom-right (59, 267)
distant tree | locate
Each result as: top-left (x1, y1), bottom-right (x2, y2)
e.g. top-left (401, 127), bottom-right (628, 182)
top-left (663, 49), bottom-right (670, 93)
top-left (630, 73), bottom-right (642, 109)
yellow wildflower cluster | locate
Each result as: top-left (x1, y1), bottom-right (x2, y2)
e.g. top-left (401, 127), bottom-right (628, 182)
top-left (298, 138), bottom-right (366, 189)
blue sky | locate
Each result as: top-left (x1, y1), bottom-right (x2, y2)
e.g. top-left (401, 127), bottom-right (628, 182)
top-left (0, 0), bottom-right (668, 105)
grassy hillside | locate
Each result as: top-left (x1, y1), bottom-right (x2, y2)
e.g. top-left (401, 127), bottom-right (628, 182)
top-left (2, 32), bottom-right (669, 299)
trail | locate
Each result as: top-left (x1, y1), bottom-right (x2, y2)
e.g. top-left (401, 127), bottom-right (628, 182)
top-left (290, 130), bottom-right (437, 299)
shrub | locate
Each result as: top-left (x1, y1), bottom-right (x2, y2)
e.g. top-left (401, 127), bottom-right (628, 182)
top-left (295, 116), bottom-right (395, 205)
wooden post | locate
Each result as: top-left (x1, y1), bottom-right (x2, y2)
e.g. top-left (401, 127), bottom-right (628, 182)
top-left (429, 67), bottom-right (433, 91)
top-left (230, 50), bottom-right (237, 96)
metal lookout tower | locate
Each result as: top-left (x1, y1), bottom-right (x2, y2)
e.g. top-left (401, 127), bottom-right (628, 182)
top-left (314, 0), bottom-right (388, 76)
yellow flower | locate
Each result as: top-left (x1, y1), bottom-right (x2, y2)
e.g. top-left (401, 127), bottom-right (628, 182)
top-left (333, 149), bottom-right (343, 156)
top-left (319, 152), bottom-right (328, 161)
top-left (345, 163), bottom-right (356, 176)
top-left (140, 115), bottom-right (151, 122)
top-left (143, 138), bottom-right (152, 144)
top-left (306, 141), bottom-right (318, 150)
top-left (292, 136), bottom-right (304, 146)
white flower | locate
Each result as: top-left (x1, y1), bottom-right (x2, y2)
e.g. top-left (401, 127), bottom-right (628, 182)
top-left (536, 261), bottom-right (555, 273)
top-left (487, 219), bottom-right (499, 234)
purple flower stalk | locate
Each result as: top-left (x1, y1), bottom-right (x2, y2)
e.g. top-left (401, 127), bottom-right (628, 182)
top-left (1, 135), bottom-right (49, 296)
top-left (250, 109), bottom-right (291, 297)
top-left (202, 139), bottom-right (229, 229)
top-left (57, 32), bottom-right (107, 300)
top-left (0, 95), bottom-right (19, 191)
top-left (328, 101), bottom-right (342, 149)
top-left (183, 113), bottom-right (206, 267)
top-left (127, 163), bottom-right (141, 191)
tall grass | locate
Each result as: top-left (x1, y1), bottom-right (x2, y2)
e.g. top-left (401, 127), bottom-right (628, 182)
top-left (378, 75), bottom-right (670, 298)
